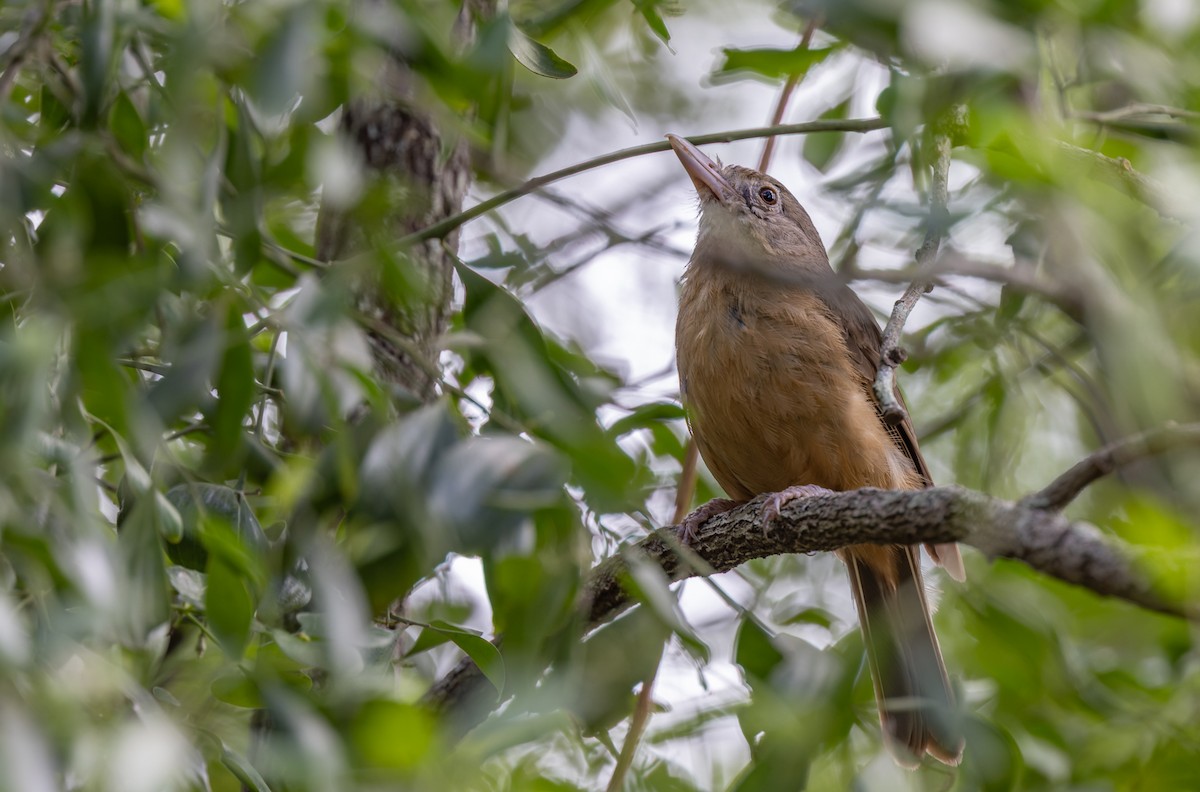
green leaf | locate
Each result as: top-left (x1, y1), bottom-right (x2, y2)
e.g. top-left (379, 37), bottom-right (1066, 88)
top-left (155, 490), bottom-right (184, 543)
top-left (429, 435), bottom-right (567, 554)
top-left (510, 25), bottom-right (578, 79)
top-left (38, 84), bottom-right (71, 137)
top-left (777, 606), bottom-right (834, 630)
top-left (211, 668), bottom-right (261, 708)
top-left (271, 628), bottom-right (325, 668)
top-left (145, 313), bottom-right (223, 424)
top-left (351, 701), bottom-right (438, 770)
top-left (251, 6), bottom-right (316, 114)
top-left (456, 264), bottom-right (643, 511)
top-left (432, 620), bottom-right (505, 694)
top-left (622, 550), bottom-right (708, 662)
top-left (632, 0), bottom-right (673, 45)
top-left (802, 97), bottom-right (850, 172)
top-left (110, 91), bottom-right (147, 160)
top-left (164, 483), bottom-right (268, 571)
top-left (735, 619), bottom-right (784, 684)
top-left (221, 745), bottom-right (273, 792)
top-left (542, 607), bottom-right (668, 731)
top-left (118, 498), bottom-right (170, 645)
top-left (713, 45), bottom-right (836, 83)
top-left (223, 100), bottom-right (265, 276)
top-left (608, 402), bottom-right (687, 437)
top-left (205, 554), bottom-right (257, 659)
top-left (957, 715), bottom-right (1025, 791)
top-left (206, 302), bottom-right (256, 472)
top-left (166, 565), bottom-right (206, 609)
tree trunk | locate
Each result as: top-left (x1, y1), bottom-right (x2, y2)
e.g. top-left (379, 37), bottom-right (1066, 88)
top-left (315, 1), bottom-right (493, 400)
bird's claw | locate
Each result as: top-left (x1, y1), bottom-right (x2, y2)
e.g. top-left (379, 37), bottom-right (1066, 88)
top-left (760, 485), bottom-right (834, 535)
top-left (676, 498), bottom-right (739, 545)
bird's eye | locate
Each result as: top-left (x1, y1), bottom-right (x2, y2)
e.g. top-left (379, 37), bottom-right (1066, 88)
top-left (759, 186), bottom-right (778, 205)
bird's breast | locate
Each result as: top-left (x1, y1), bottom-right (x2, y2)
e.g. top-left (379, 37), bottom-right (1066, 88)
top-left (676, 275), bottom-right (911, 499)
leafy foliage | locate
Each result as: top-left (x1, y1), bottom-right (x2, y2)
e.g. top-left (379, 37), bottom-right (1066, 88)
top-left (1, 0), bottom-right (1199, 790)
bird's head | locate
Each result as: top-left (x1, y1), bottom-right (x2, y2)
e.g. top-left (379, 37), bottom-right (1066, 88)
top-left (667, 134), bottom-right (830, 278)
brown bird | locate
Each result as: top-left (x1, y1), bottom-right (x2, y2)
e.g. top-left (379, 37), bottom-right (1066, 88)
top-left (667, 134), bottom-right (965, 767)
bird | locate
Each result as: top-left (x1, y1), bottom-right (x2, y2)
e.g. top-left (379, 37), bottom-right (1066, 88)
top-left (666, 133), bottom-right (966, 767)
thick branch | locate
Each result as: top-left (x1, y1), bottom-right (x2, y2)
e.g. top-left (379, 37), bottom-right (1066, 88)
top-left (873, 129), bottom-right (952, 424)
top-left (1023, 423), bottom-right (1200, 511)
top-left (582, 487), bottom-right (1195, 628)
top-left (426, 479), bottom-right (1198, 716)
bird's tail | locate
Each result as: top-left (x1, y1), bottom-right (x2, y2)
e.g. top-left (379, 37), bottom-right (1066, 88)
top-left (844, 545), bottom-right (963, 767)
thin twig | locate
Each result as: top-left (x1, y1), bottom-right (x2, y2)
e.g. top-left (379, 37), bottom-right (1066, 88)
top-left (397, 117), bottom-right (888, 247)
top-left (603, 437), bottom-right (699, 792)
top-left (254, 331), bottom-right (282, 441)
top-left (672, 442), bottom-right (700, 528)
top-left (872, 130), bottom-right (953, 424)
top-left (1075, 103), bottom-right (1200, 122)
top-left (757, 16), bottom-right (822, 172)
top-left (1022, 423), bottom-right (1200, 511)
top-left (0, 0), bottom-right (52, 107)
top-left (851, 251), bottom-right (1082, 319)
top-left (1051, 139), bottom-right (1176, 221)
top-left (604, 649), bottom-right (662, 792)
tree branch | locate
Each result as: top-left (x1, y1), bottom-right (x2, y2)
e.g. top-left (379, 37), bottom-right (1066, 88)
top-left (756, 16), bottom-right (822, 172)
top-left (1022, 423), bottom-right (1200, 511)
top-left (398, 117), bottom-right (888, 247)
top-left (873, 128), bottom-right (952, 424)
top-left (424, 427), bottom-right (1200, 717)
top-left (851, 249), bottom-right (1085, 321)
top-left (579, 487), bottom-right (1196, 630)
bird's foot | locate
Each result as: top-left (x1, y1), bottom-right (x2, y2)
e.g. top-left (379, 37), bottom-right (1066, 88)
top-left (676, 498), bottom-right (740, 545)
top-left (760, 485), bottom-right (835, 535)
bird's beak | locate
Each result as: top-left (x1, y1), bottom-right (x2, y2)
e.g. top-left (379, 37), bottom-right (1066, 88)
top-left (667, 134), bottom-right (734, 203)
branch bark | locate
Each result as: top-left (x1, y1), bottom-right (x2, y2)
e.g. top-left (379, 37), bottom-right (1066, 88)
top-left (1023, 423), bottom-right (1200, 511)
top-left (425, 453), bottom-right (1200, 716)
top-left (581, 486), bottom-right (1196, 628)
top-left (873, 127), bottom-right (952, 424)
top-left (315, 1), bottom-right (494, 400)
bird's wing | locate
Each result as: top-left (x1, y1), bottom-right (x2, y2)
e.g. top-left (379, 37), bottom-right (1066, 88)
top-left (817, 283), bottom-right (931, 482)
top-left (818, 282), bottom-right (966, 581)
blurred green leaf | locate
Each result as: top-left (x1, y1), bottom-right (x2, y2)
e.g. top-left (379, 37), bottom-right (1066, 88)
top-left (622, 550), bottom-right (708, 661)
top-left (206, 302), bottom-right (256, 472)
top-left (351, 700), bottom-right (438, 771)
top-left (430, 435), bottom-right (567, 554)
top-left (457, 264), bottom-right (643, 511)
top-left (735, 619), bottom-right (784, 684)
top-left (632, 0), bottom-right (675, 45)
top-left (608, 402), bottom-right (687, 437)
top-left (164, 483), bottom-right (268, 570)
top-left (167, 565), bottom-right (206, 609)
top-left (510, 26), bottom-right (578, 79)
top-left (110, 92), bottom-right (147, 160)
top-left (206, 552), bottom-right (257, 658)
top-left (212, 668), bottom-right (261, 708)
top-left (250, 5), bottom-right (316, 115)
top-left (714, 45), bottom-right (836, 83)
top-left (222, 745), bottom-right (273, 792)
top-left (118, 497), bottom-right (171, 645)
top-left (539, 607), bottom-right (668, 732)
top-left (409, 620), bottom-right (505, 694)
top-left (803, 97), bottom-right (850, 171)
